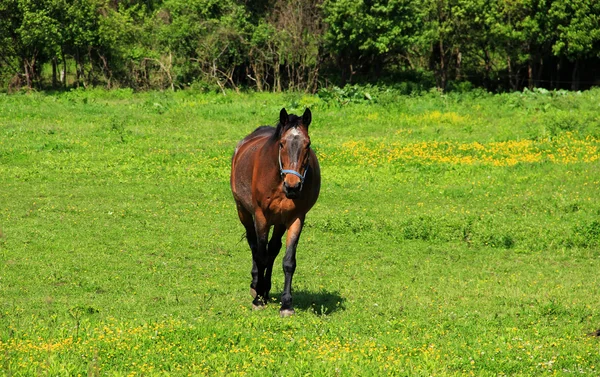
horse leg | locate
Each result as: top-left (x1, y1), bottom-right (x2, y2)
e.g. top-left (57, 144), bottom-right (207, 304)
top-left (265, 224), bottom-right (285, 302)
top-left (252, 210), bottom-right (270, 309)
top-left (236, 204), bottom-right (260, 299)
top-left (280, 216), bottom-right (304, 317)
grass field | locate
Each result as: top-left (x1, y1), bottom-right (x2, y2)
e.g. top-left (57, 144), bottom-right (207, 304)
top-left (1, 87), bottom-right (600, 376)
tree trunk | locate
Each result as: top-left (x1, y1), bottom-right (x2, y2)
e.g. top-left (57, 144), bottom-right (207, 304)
top-left (557, 56), bottom-right (564, 89)
top-left (61, 48), bottom-right (67, 88)
top-left (252, 63), bottom-right (263, 92)
top-left (274, 54), bottom-right (281, 92)
top-left (507, 56), bottom-right (518, 91)
top-left (98, 53), bottom-right (111, 89)
top-left (24, 59), bottom-right (32, 89)
top-left (455, 48), bottom-right (462, 81)
top-left (80, 53), bottom-right (87, 88)
top-left (534, 56), bottom-right (543, 87)
top-left (483, 49), bottom-right (492, 90)
top-left (23, 56), bottom-right (36, 89)
top-left (52, 57), bottom-right (58, 88)
top-left (308, 65), bottom-right (318, 93)
top-left (571, 60), bottom-right (579, 91)
top-left (168, 53), bottom-right (174, 91)
top-left (87, 47), bottom-right (94, 85)
top-left (338, 55), bottom-right (349, 87)
top-left (75, 50), bottom-right (81, 87)
top-left (439, 39), bottom-right (447, 90)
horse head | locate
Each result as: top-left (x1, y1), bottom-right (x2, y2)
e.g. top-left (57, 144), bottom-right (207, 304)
top-left (275, 108), bottom-right (312, 199)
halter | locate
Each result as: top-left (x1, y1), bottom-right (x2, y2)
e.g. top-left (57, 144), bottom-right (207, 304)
top-left (278, 147), bottom-right (309, 188)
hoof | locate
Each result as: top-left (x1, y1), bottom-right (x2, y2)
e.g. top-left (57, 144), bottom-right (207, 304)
top-left (252, 296), bottom-right (266, 310)
top-left (250, 287), bottom-right (257, 298)
top-left (280, 308), bottom-right (295, 317)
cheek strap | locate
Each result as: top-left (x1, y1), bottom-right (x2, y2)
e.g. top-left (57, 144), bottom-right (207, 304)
top-left (279, 148), bottom-right (309, 184)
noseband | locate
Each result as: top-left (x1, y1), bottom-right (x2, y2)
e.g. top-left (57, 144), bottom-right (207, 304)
top-left (278, 147), bottom-right (309, 188)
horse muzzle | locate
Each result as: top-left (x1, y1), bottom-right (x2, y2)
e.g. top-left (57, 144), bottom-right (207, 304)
top-left (283, 180), bottom-right (302, 199)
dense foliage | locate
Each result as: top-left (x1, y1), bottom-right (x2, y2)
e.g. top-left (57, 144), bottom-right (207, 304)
top-left (1, 0), bottom-right (599, 92)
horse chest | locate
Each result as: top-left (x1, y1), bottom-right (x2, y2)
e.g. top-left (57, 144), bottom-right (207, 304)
top-left (265, 196), bottom-right (297, 222)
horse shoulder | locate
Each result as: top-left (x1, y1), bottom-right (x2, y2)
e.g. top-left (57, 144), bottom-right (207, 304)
top-left (232, 138), bottom-right (267, 210)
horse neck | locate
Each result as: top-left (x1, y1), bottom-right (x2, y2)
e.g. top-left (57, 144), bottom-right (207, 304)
top-left (258, 138), bottom-right (280, 176)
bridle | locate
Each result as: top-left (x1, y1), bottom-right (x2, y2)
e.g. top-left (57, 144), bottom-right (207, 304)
top-left (278, 145), bottom-right (309, 190)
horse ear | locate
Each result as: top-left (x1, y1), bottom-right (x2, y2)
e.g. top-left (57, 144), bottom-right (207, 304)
top-left (302, 108), bottom-right (312, 129)
top-left (279, 108), bottom-right (288, 126)
top-left (276, 108), bottom-right (288, 138)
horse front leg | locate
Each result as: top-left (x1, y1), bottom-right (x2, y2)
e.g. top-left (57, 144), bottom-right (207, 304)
top-left (280, 216), bottom-right (304, 317)
top-left (251, 210), bottom-right (270, 309)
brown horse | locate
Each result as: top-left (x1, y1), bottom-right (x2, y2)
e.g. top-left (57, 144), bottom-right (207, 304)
top-left (230, 108), bottom-right (321, 317)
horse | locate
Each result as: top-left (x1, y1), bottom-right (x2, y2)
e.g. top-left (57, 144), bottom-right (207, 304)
top-left (230, 108), bottom-right (321, 317)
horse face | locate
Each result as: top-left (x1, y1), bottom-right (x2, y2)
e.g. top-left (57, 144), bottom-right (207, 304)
top-left (280, 125), bottom-right (311, 199)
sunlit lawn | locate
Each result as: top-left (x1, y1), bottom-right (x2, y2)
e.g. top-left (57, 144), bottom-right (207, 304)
top-left (1, 88), bottom-right (600, 375)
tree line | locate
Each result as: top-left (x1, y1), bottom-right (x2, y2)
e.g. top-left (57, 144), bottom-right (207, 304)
top-left (1, 0), bottom-right (599, 93)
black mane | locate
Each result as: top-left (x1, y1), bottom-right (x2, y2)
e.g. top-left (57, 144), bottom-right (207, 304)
top-left (270, 114), bottom-right (302, 141)
top-left (244, 114), bottom-right (303, 144)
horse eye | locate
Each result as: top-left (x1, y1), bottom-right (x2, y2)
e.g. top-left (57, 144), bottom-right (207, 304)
top-left (279, 142), bottom-right (284, 149)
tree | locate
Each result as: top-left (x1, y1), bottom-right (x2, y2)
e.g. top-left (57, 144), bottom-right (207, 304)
top-left (0, 0), bottom-right (23, 89)
top-left (11, 0), bottom-right (61, 88)
top-left (156, 0), bottom-right (249, 91)
top-left (550, 0), bottom-right (600, 89)
top-left (322, 0), bottom-right (421, 84)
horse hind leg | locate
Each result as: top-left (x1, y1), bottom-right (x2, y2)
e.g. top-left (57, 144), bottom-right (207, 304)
top-left (264, 224), bottom-right (285, 302)
top-left (236, 204), bottom-right (260, 301)
top-left (251, 210), bottom-right (272, 309)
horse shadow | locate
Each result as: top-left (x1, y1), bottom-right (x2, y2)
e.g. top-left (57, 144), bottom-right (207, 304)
top-left (274, 290), bottom-right (345, 315)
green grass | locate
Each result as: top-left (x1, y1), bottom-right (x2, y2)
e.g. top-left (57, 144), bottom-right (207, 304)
top-left (1, 88), bottom-right (600, 376)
